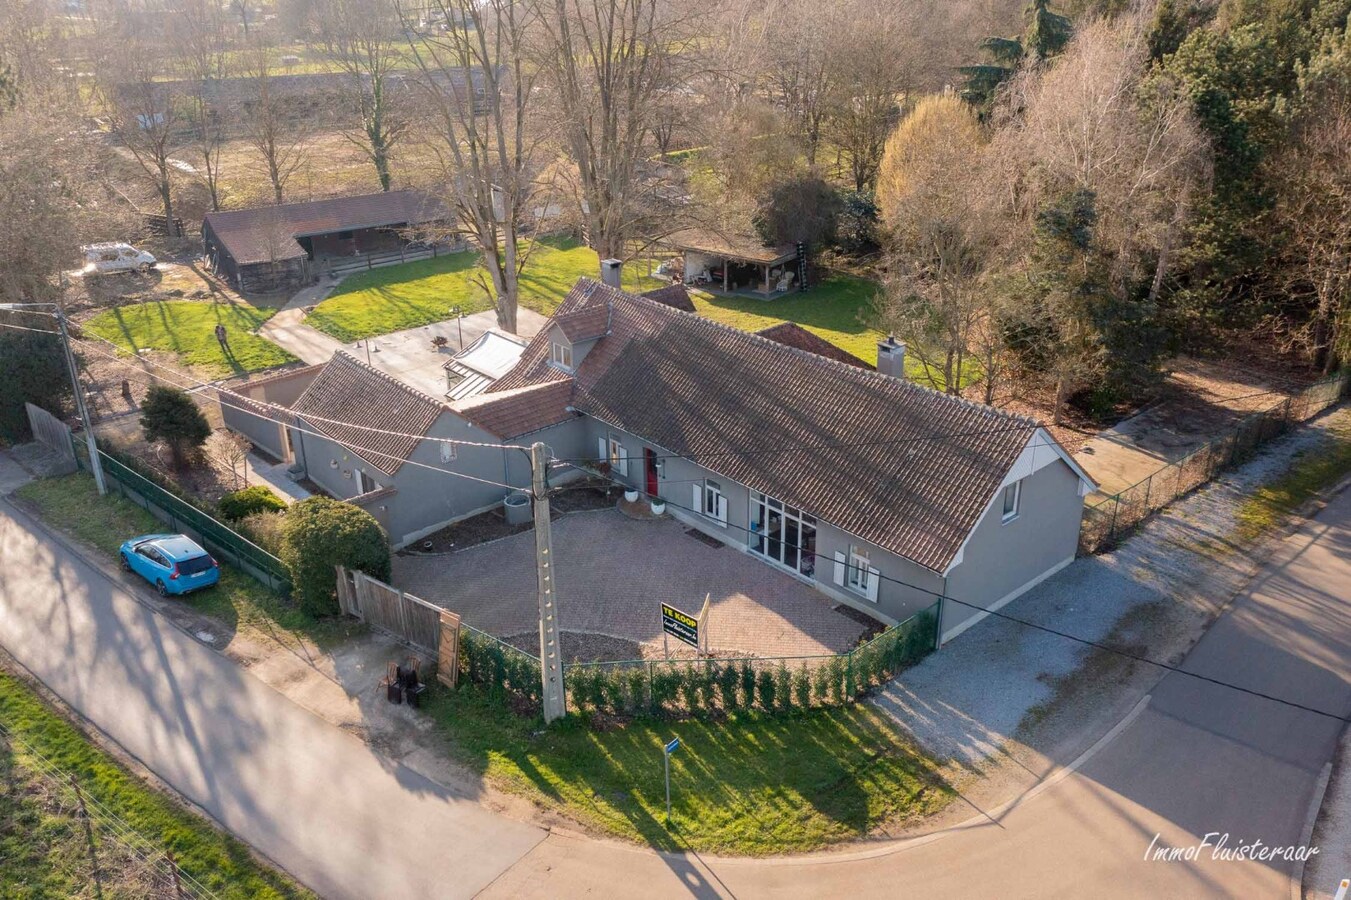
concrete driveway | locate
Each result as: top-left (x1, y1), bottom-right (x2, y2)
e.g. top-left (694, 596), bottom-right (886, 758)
top-left (393, 509), bottom-right (869, 658)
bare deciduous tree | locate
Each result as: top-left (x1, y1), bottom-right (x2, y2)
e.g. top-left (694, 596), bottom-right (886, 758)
top-left (875, 94), bottom-right (1006, 397)
top-left (94, 43), bottom-right (185, 237)
top-left (538, 0), bottom-right (697, 260)
top-left (239, 42), bottom-right (313, 204)
top-left (401, 0), bottom-right (544, 333)
top-left (174, 0), bottom-right (232, 211)
top-left (314, 0), bottom-right (409, 191)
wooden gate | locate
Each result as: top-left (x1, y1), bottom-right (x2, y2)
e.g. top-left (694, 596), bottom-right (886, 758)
top-left (335, 565), bottom-right (444, 658)
top-left (24, 403), bottom-right (77, 473)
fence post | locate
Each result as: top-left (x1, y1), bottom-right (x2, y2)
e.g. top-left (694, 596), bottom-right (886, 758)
top-left (1107, 495), bottom-right (1120, 545)
top-left (845, 652), bottom-right (854, 699)
top-left (646, 661), bottom-right (654, 712)
top-left (1142, 473), bottom-right (1153, 513)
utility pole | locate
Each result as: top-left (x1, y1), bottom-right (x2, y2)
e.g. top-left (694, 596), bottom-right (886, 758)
top-left (531, 441), bottom-right (566, 722)
top-left (55, 309), bottom-right (106, 496)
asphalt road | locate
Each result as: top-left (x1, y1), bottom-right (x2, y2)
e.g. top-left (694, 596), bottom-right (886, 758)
top-left (0, 461), bottom-right (545, 899)
top-left (2, 449), bottom-right (1347, 898)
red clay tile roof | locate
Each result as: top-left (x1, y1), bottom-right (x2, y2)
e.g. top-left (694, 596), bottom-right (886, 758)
top-left (640, 283), bottom-right (697, 313)
top-left (553, 305), bottom-right (610, 343)
top-left (755, 323), bottom-right (874, 370)
top-left (291, 352), bottom-right (446, 476)
top-left (203, 190), bottom-right (449, 266)
top-left (492, 278), bottom-right (1048, 572)
top-left (455, 380), bottom-right (578, 439)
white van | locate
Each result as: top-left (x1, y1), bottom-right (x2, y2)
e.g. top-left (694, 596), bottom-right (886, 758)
top-left (81, 243), bottom-right (158, 275)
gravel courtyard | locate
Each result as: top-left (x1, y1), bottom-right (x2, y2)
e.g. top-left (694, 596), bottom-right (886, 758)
top-left (392, 508), bottom-right (869, 659)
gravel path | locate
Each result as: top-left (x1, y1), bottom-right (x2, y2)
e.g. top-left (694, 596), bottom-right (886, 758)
top-left (875, 406), bottom-right (1351, 767)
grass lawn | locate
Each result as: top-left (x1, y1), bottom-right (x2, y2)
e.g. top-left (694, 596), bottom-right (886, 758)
top-left (1235, 432), bottom-right (1351, 541)
top-left (83, 300), bottom-right (297, 377)
top-left (426, 683), bottom-right (951, 856)
top-left (0, 670), bottom-right (308, 898)
top-left (307, 237), bottom-right (666, 342)
top-left (690, 274), bottom-right (979, 388)
top-left (15, 474), bottom-right (358, 651)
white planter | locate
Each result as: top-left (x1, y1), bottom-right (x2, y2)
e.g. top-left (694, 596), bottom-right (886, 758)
top-left (624, 489), bottom-right (640, 503)
top-left (650, 500), bottom-right (666, 515)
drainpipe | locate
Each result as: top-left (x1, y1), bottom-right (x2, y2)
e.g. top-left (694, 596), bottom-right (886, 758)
top-left (935, 575), bottom-right (948, 651)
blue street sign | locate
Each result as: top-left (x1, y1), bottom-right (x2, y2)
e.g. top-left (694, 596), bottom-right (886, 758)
top-left (665, 737), bottom-right (680, 754)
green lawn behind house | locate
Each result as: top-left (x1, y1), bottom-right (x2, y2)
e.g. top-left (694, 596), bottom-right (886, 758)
top-left (15, 474), bottom-right (356, 650)
top-left (83, 300), bottom-right (297, 377)
top-left (426, 684), bottom-right (951, 856)
top-left (0, 670), bottom-right (308, 898)
top-left (690, 275), bottom-right (980, 388)
top-left (307, 237), bottom-right (666, 342)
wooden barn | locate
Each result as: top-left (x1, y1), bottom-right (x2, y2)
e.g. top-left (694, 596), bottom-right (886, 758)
top-left (202, 190), bottom-right (452, 295)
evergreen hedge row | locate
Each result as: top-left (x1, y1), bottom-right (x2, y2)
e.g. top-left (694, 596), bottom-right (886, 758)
top-left (452, 604), bottom-right (939, 722)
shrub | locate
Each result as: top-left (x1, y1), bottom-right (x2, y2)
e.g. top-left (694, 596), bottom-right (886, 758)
top-left (679, 665), bottom-right (702, 714)
top-left (278, 496), bottom-right (390, 616)
top-left (739, 661), bottom-right (757, 708)
top-left (774, 664), bottom-right (793, 712)
top-left (237, 510), bottom-right (286, 555)
top-left (716, 663), bottom-right (741, 711)
top-left (0, 312), bottom-right (69, 443)
top-left (651, 666), bottom-right (681, 712)
top-left (139, 385), bottom-right (210, 468)
top-left (626, 667), bottom-right (648, 712)
top-left (756, 669), bottom-right (776, 711)
top-left (218, 485), bottom-right (286, 521)
top-left (828, 657), bottom-right (846, 704)
top-left (793, 666), bottom-right (812, 710)
top-left (813, 662), bottom-right (832, 705)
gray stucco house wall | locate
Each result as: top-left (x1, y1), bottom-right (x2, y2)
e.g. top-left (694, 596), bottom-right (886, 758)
top-left (218, 367), bottom-right (321, 461)
top-left (581, 416), bottom-right (1085, 634)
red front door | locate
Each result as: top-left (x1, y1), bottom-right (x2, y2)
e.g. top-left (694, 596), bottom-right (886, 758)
top-left (645, 448), bottom-right (659, 496)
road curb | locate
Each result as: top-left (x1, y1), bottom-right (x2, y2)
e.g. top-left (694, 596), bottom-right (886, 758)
top-left (1294, 759), bottom-right (1336, 900)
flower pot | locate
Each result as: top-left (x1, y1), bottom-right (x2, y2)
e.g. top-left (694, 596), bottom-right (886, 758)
top-left (624, 489), bottom-right (640, 503)
top-left (650, 500), bottom-right (666, 515)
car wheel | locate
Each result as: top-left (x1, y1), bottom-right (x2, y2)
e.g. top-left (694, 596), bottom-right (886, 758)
top-left (120, 553), bottom-right (131, 571)
top-left (156, 580), bottom-right (168, 597)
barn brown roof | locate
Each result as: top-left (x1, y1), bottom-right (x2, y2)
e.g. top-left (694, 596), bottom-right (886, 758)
top-left (203, 190), bottom-right (450, 266)
top-left (291, 351), bottom-right (446, 476)
top-left (492, 278), bottom-right (1053, 572)
top-left (755, 323), bottom-right (874, 370)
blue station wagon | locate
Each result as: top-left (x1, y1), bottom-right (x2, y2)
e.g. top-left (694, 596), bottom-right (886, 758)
top-left (119, 534), bottom-right (220, 597)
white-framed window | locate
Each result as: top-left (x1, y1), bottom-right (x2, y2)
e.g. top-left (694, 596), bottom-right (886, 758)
top-left (1001, 480), bottom-right (1021, 523)
top-left (439, 441), bottom-right (456, 463)
top-left (750, 492), bottom-right (816, 577)
top-left (833, 543), bottom-right (880, 602)
top-left (356, 469), bottom-right (377, 494)
top-left (550, 341), bottom-right (573, 368)
top-left (601, 435), bottom-right (628, 476)
top-left (702, 481), bottom-right (724, 521)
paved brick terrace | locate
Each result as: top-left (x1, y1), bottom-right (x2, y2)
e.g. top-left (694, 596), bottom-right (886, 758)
top-left (391, 509), bottom-right (869, 658)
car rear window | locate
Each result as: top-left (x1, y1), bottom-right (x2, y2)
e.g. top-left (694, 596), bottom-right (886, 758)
top-left (176, 555), bottom-right (215, 575)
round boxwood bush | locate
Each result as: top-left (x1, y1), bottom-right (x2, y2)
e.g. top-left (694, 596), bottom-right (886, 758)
top-left (218, 485), bottom-right (287, 521)
top-left (279, 496), bottom-right (390, 616)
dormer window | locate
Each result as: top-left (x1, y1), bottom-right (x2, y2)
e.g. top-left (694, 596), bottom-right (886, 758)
top-left (550, 340), bottom-right (573, 369)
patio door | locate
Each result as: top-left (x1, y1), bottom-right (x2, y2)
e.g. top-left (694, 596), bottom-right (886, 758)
top-left (644, 448), bottom-right (659, 496)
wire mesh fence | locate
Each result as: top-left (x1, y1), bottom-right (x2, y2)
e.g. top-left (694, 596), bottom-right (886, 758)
top-left (73, 440), bottom-right (291, 594)
top-left (0, 723), bottom-right (217, 899)
top-left (1079, 371), bottom-right (1350, 554)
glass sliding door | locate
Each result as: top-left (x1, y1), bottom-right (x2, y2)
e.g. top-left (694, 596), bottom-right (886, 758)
top-left (749, 491), bottom-right (817, 577)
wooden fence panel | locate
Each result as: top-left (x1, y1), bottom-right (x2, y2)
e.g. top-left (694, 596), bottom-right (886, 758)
top-left (438, 611), bottom-right (461, 687)
top-left (337, 566), bottom-right (444, 657)
top-left (24, 403), bottom-right (76, 471)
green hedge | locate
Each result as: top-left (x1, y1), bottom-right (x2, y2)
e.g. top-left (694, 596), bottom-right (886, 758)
top-left (218, 485), bottom-right (287, 521)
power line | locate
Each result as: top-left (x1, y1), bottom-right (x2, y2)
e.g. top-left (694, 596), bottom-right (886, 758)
top-left (0, 321), bottom-right (61, 336)
top-left (61, 336), bottom-right (520, 492)
top-left (66, 331), bottom-right (517, 451)
top-left (589, 475), bottom-right (1351, 725)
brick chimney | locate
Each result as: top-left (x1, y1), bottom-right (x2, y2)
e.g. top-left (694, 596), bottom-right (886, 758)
top-left (876, 335), bottom-right (906, 380)
top-left (600, 258), bottom-right (623, 289)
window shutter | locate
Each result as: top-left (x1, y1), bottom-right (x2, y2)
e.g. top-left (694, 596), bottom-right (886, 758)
top-left (616, 445), bottom-right (628, 476)
top-left (598, 437), bottom-right (606, 462)
top-left (716, 495), bottom-right (727, 524)
top-left (865, 567), bottom-right (880, 603)
top-left (833, 552), bottom-right (846, 586)
top-left (693, 484), bottom-right (702, 514)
